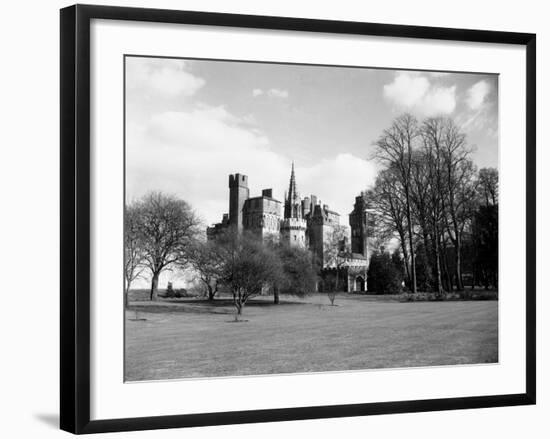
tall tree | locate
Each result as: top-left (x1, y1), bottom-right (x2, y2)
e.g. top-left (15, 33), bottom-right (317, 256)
top-left (132, 192), bottom-right (201, 301)
top-left (421, 117), bottom-right (447, 296)
top-left (374, 113), bottom-right (419, 293)
top-left (439, 118), bottom-right (477, 291)
top-left (371, 168), bottom-right (411, 284)
top-left (477, 167), bottom-right (499, 207)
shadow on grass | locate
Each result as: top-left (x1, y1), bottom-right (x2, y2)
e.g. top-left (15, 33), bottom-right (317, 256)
top-left (128, 298), bottom-right (311, 316)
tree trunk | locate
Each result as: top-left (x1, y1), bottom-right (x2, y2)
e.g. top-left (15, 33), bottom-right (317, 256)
top-left (273, 287), bottom-right (280, 304)
top-left (454, 240), bottom-right (464, 291)
top-left (150, 272), bottom-right (159, 301)
top-left (432, 222), bottom-right (443, 296)
top-left (398, 232), bottom-right (411, 285)
top-left (234, 301), bottom-right (244, 321)
top-left (440, 242), bottom-right (451, 293)
top-left (405, 187), bottom-right (417, 294)
top-left (207, 285), bottom-right (215, 301)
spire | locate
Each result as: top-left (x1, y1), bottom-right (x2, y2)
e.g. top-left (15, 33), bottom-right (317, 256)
top-left (284, 161), bottom-right (301, 219)
top-left (289, 161), bottom-right (296, 198)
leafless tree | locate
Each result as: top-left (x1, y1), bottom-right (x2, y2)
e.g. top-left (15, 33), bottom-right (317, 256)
top-left (371, 168), bottom-right (411, 283)
top-left (322, 225), bottom-right (350, 302)
top-left (374, 113), bottom-right (420, 293)
top-left (124, 204), bottom-right (146, 307)
top-left (131, 192), bottom-right (201, 301)
top-left (217, 230), bottom-right (284, 320)
top-left (477, 167), bottom-right (499, 208)
top-left (421, 118), bottom-right (447, 296)
top-left (436, 118), bottom-right (477, 290)
top-left (186, 240), bottom-right (224, 300)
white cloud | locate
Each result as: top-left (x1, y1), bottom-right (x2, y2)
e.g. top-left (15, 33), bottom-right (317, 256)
top-left (297, 154), bottom-right (378, 218)
top-left (456, 80), bottom-right (497, 138)
top-left (383, 72), bottom-right (456, 116)
top-left (127, 105), bottom-right (376, 229)
top-left (252, 88), bottom-right (289, 99)
top-left (427, 72), bottom-right (450, 78)
top-left (126, 57), bottom-right (205, 98)
top-left (267, 88), bottom-right (289, 98)
top-left (466, 80), bottom-right (491, 110)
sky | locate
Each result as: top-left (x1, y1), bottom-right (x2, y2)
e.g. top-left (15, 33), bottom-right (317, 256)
top-left (125, 56), bottom-right (498, 229)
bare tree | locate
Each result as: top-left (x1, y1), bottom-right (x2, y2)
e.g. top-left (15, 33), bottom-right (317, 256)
top-left (322, 225), bottom-right (350, 303)
top-left (374, 113), bottom-right (419, 294)
top-left (124, 204), bottom-right (146, 307)
top-left (477, 167), bottom-right (499, 208)
top-left (218, 231), bottom-right (284, 320)
top-left (132, 192), bottom-right (201, 301)
top-left (436, 118), bottom-right (477, 291)
top-left (371, 168), bottom-right (411, 284)
top-left (421, 118), bottom-right (447, 296)
top-left (186, 240), bottom-right (224, 300)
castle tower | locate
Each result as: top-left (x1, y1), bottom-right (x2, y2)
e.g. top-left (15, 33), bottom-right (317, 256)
top-left (281, 163), bottom-right (307, 248)
top-left (228, 173), bottom-right (249, 232)
top-left (349, 192), bottom-right (371, 257)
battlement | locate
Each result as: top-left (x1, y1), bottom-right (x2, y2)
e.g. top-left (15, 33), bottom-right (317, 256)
top-left (229, 173), bottom-right (248, 188)
top-left (281, 217), bottom-right (307, 230)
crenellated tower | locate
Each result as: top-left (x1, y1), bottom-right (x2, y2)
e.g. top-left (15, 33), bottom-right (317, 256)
top-left (349, 192), bottom-right (374, 259)
top-left (228, 173), bottom-right (249, 232)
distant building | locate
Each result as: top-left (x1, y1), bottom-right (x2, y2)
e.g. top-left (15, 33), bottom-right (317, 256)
top-left (207, 164), bottom-right (373, 292)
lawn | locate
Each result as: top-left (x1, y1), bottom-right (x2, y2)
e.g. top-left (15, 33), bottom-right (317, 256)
top-left (124, 293), bottom-right (498, 381)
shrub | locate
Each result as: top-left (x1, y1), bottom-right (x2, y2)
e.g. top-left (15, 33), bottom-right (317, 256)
top-left (368, 250), bottom-right (403, 294)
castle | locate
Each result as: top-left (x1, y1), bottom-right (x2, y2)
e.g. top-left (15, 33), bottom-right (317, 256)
top-left (207, 164), bottom-right (374, 292)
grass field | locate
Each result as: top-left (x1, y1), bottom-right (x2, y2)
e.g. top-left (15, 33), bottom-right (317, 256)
top-left (124, 293), bottom-right (498, 381)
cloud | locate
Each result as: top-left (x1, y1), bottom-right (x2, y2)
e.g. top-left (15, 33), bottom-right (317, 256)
top-left (297, 154), bottom-right (378, 218)
top-left (455, 79), bottom-right (497, 139)
top-left (383, 72), bottom-right (456, 116)
top-left (267, 88), bottom-right (289, 98)
top-left (126, 57), bottom-right (205, 98)
top-left (466, 80), bottom-right (491, 110)
top-left (127, 104), bottom-right (376, 229)
top-left (252, 88), bottom-right (289, 99)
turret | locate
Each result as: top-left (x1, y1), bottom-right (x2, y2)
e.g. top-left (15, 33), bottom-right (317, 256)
top-left (228, 173), bottom-right (249, 231)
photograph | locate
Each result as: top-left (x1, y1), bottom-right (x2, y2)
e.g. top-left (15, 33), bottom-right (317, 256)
top-left (123, 55), bottom-right (499, 382)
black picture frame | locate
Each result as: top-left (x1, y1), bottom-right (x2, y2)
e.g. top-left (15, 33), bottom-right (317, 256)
top-left (60, 4), bottom-right (536, 434)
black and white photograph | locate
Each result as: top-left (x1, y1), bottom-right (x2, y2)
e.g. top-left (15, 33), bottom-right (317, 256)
top-left (124, 56), bottom-right (499, 382)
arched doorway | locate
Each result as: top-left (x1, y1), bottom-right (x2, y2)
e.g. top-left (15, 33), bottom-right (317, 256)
top-left (355, 276), bottom-right (365, 292)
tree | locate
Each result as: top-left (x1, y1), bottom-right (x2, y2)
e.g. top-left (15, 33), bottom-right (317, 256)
top-left (371, 168), bottom-right (411, 284)
top-left (322, 225), bottom-right (350, 294)
top-left (374, 113), bottom-right (419, 294)
top-left (472, 204), bottom-right (498, 289)
top-left (124, 204), bottom-right (146, 307)
top-left (421, 118), bottom-right (447, 296)
top-left (367, 250), bottom-right (403, 294)
top-left (274, 243), bottom-right (317, 304)
top-left (477, 167), bottom-right (498, 207)
top-left (438, 118), bottom-right (477, 291)
top-left (218, 231), bottom-right (284, 320)
top-left (132, 192), bottom-right (201, 301)
top-left (186, 240), bottom-right (224, 300)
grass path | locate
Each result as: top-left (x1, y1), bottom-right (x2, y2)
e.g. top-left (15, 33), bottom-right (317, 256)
top-left (125, 294), bottom-right (497, 381)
